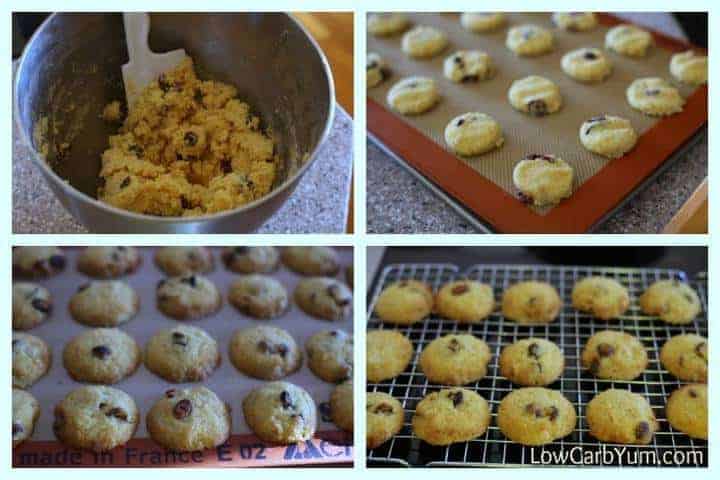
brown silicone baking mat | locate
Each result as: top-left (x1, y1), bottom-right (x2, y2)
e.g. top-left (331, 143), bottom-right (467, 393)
top-left (367, 12), bottom-right (708, 233)
top-left (12, 247), bottom-right (353, 468)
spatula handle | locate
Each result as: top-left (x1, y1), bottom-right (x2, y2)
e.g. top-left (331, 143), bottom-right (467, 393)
top-left (123, 12), bottom-right (152, 64)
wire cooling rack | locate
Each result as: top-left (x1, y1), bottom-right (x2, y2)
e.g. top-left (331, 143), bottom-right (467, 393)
top-left (366, 263), bottom-right (708, 467)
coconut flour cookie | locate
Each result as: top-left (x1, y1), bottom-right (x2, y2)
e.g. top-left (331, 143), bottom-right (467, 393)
top-left (154, 247), bottom-right (214, 276)
top-left (502, 281), bottom-right (562, 324)
top-left (506, 25), bottom-right (554, 57)
top-left (670, 50), bottom-right (708, 85)
top-left (13, 388), bottom-right (40, 448)
top-left (402, 26), bottom-right (448, 59)
top-left (367, 329), bottom-right (414, 382)
top-left (229, 325), bottom-right (302, 380)
top-left (444, 113), bottom-right (504, 157)
top-left (69, 281), bottom-right (139, 327)
top-left (156, 274), bottom-right (222, 320)
top-left (242, 381), bottom-right (317, 444)
top-left (12, 332), bottom-right (51, 389)
top-left (13, 246), bottom-right (66, 278)
top-left (368, 13), bottom-right (410, 36)
top-left (460, 13), bottom-right (506, 33)
top-left (13, 282), bottom-right (52, 330)
top-left (54, 386), bottom-right (139, 452)
top-left (497, 387), bottom-right (576, 446)
top-left (367, 392), bottom-right (404, 449)
top-left (513, 154), bottom-right (574, 206)
top-left (306, 329), bottom-right (353, 383)
top-left (281, 246), bottom-right (340, 276)
top-left (435, 280), bottom-right (495, 323)
top-left (228, 274), bottom-right (288, 319)
top-left (627, 77), bottom-right (684, 116)
top-left (552, 12), bottom-right (598, 32)
top-left (586, 389), bottom-right (658, 444)
top-left (368, 52), bottom-right (390, 88)
top-left (605, 24), bottom-right (653, 57)
top-left (579, 115), bottom-right (638, 158)
top-left (387, 77), bottom-right (439, 115)
top-left (571, 276), bottom-right (630, 320)
top-left (582, 330), bottom-right (648, 380)
top-left (77, 246), bottom-right (141, 278)
top-left (666, 384), bottom-right (707, 440)
top-left (443, 50), bottom-right (494, 83)
top-left (508, 75), bottom-right (563, 117)
top-left (221, 246), bottom-right (279, 274)
top-left (329, 381), bottom-right (353, 432)
top-left (374, 280), bottom-right (434, 324)
top-left (639, 279), bottom-right (701, 324)
top-left (147, 386), bottom-right (230, 451)
top-left (145, 325), bottom-right (221, 382)
top-left (561, 47), bottom-right (612, 83)
top-left (412, 388), bottom-right (490, 445)
top-left (660, 334), bottom-right (707, 383)
top-left (294, 277), bottom-right (352, 321)
top-left (499, 338), bottom-right (564, 386)
top-left (63, 328), bottom-right (141, 384)
top-left (419, 334), bottom-right (491, 385)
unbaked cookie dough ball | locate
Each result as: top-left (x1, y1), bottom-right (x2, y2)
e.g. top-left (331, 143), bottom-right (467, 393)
top-left (561, 47), bottom-right (612, 83)
top-left (444, 112), bottom-right (504, 157)
top-left (387, 77), bottom-right (439, 115)
top-left (443, 50), bottom-right (494, 83)
top-left (626, 77), bottom-right (684, 116)
top-left (460, 13), bottom-right (506, 33)
top-left (367, 52), bottom-right (390, 88)
top-left (508, 75), bottom-right (563, 117)
top-left (401, 26), bottom-right (448, 59)
top-left (579, 115), bottom-right (638, 158)
top-left (506, 24), bottom-right (554, 57)
top-left (513, 154), bottom-right (574, 206)
top-left (368, 13), bottom-right (410, 36)
top-left (605, 24), bottom-right (653, 57)
top-left (670, 50), bottom-right (708, 85)
top-left (551, 12), bottom-right (598, 32)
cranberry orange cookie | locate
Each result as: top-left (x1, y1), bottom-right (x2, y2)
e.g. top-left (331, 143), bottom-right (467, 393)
top-left (221, 246), bottom-right (279, 273)
top-left (69, 281), bottom-right (139, 327)
top-left (579, 115), bottom-right (638, 158)
top-left (77, 246), bottom-right (141, 278)
top-left (506, 25), bottom-right (554, 57)
top-left (419, 334), bottom-right (491, 385)
top-left (228, 274), bottom-right (288, 319)
top-left (508, 75), bottom-right (563, 117)
top-left (294, 277), bottom-right (352, 321)
top-left (154, 246), bottom-right (214, 276)
top-left (387, 77), bottom-right (439, 115)
top-left (147, 386), bottom-right (231, 451)
top-left (13, 282), bottom-right (52, 330)
top-left (145, 325), bottom-right (221, 382)
top-left (329, 381), bottom-right (353, 432)
top-left (627, 77), bottom-right (684, 116)
top-left (435, 280), bottom-right (494, 323)
top-left (670, 50), bottom-right (708, 85)
top-left (367, 13), bottom-right (410, 36)
top-left (374, 280), bottom-right (434, 325)
top-left (281, 246), bottom-right (340, 276)
top-left (571, 276), bottom-right (630, 320)
top-left (13, 388), bottom-right (40, 448)
top-left (639, 279), bottom-right (701, 324)
top-left (242, 381), bottom-right (317, 444)
top-left (54, 386), bottom-right (139, 452)
top-left (402, 26), bottom-right (448, 59)
top-left (552, 12), bottom-right (598, 32)
top-left (229, 325), bottom-right (302, 380)
top-left (605, 24), bottom-right (653, 57)
top-left (499, 338), bottom-right (564, 386)
top-left (444, 113), bottom-right (504, 157)
top-left (582, 330), bottom-right (647, 380)
top-left (13, 246), bottom-right (66, 278)
top-left (586, 389), bottom-right (658, 444)
top-left (63, 328), bottom-right (141, 384)
top-left (497, 387), bottom-right (576, 445)
top-left (12, 332), bottom-right (51, 389)
top-left (660, 334), bottom-right (707, 383)
top-left (460, 13), bottom-right (506, 33)
top-left (443, 50), bottom-right (494, 83)
top-left (156, 274), bottom-right (222, 320)
top-left (561, 48), bottom-right (612, 83)
top-left (367, 392), bottom-right (404, 449)
top-left (367, 329), bottom-right (413, 382)
top-left (412, 388), bottom-right (490, 445)
top-left (512, 154), bottom-right (574, 207)
top-left (306, 329), bottom-right (353, 383)
top-left (502, 281), bottom-right (562, 324)
top-left (367, 52), bottom-right (390, 88)
top-left (666, 384), bottom-right (707, 440)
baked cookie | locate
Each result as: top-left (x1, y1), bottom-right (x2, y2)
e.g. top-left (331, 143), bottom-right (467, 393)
top-left (605, 24), bottom-right (653, 57)
top-left (13, 246), bottom-right (66, 278)
top-left (13, 388), bottom-right (40, 448)
top-left (552, 12), bottom-right (598, 32)
top-left (586, 389), bottom-right (658, 444)
top-left (156, 274), bottom-right (222, 320)
top-left (154, 246), bottom-right (214, 276)
top-left (306, 329), bottom-right (353, 383)
top-left (401, 26), bottom-right (447, 59)
top-left (502, 281), bottom-right (562, 324)
top-left (627, 77), bottom-right (684, 116)
top-left (77, 246), bottom-right (141, 278)
top-left (228, 274), bottom-right (288, 319)
top-left (497, 387), bottom-right (576, 445)
top-left (54, 386), bottom-right (139, 452)
top-left (670, 50), bottom-right (708, 85)
top-left (367, 13), bottom-right (410, 36)
top-left (63, 328), bottom-right (141, 384)
top-left (660, 334), bottom-right (707, 383)
top-left (666, 384), bottom-right (707, 440)
top-left (367, 329), bottom-right (413, 382)
top-left (368, 52), bottom-right (390, 89)
top-left (229, 325), bottom-right (302, 380)
top-left (242, 381), bottom-right (317, 444)
top-left (499, 338), bottom-right (564, 386)
top-left (221, 246), bottom-right (279, 274)
top-left (412, 388), bottom-right (490, 445)
top-left (145, 325), bottom-right (220, 382)
top-left (281, 246), bottom-right (340, 276)
top-left (561, 47), bottom-right (612, 83)
top-left (508, 75), bottom-right (562, 117)
top-left (147, 386), bottom-right (230, 451)
top-left (329, 381), bottom-right (353, 432)
top-left (435, 280), bottom-right (495, 323)
top-left (444, 113), bottom-right (504, 157)
top-left (579, 115), bottom-right (638, 158)
top-left (12, 332), bottom-right (51, 389)
top-left (419, 334), bottom-right (491, 385)
top-left (294, 277), bottom-right (352, 321)
top-left (387, 76), bottom-right (439, 115)
top-left (460, 13), bottom-right (506, 33)
top-left (582, 330), bottom-right (647, 380)
top-left (571, 276), bottom-right (630, 320)
top-left (69, 280), bottom-right (140, 327)
top-left (374, 280), bottom-right (434, 324)
top-left (513, 154), bottom-right (574, 206)
top-left (443, 50), bottom-right (494, 83)
top-left (367, 392), bottom-right (404, 449)
top-left (639, 279), bottom-right (701, 324)
top-left (13, 282), bottom-right (52, 330)
top-left (506, 25), bottom-right (554, 57)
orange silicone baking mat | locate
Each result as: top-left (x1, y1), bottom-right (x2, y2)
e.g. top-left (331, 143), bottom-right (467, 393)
top-left (367, 12), bottom-right (708, 233)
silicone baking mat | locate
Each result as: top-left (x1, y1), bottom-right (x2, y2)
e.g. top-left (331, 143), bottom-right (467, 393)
top-left (12, 247), bottom-right (353, 468)
top-left (367, 12), bottom-right (708, 233)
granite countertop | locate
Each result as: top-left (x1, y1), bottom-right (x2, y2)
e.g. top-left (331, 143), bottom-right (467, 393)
top-left (367, 13), bottom-right (707, 234)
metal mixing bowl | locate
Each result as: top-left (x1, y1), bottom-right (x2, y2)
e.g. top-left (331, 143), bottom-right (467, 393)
top-left (14, 12), bottom-right (335, 233)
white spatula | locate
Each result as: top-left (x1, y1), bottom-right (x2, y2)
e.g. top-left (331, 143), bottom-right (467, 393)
top-left (121, 12), bottom-right (188, 111)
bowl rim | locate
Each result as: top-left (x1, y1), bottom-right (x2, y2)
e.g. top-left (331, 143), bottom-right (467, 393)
top-left (13, 11), bottom-right (337, 225)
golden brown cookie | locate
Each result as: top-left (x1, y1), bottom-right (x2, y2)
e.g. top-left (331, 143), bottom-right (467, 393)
top-left (229, 325), bottom-right (302, 380)
top-left (12, 332), bottom-right (51, 389)
top-left (329, 381), bottom-right (353, 432)
top-left (13, 282), bottom-right (52, 330)
top-left (242, 381), bottom-right (317, 444)
top-left (367, 392), bottom-right (405, 449)
top-left (581, 330), bottom-right (648, 380)
top-left (77, 247), bottom-right (141, 278)
top-left (412, 388), bottom-right (490, 445)
top-left (660, 334), bottom-right (707, 383)
top-left (571, 276), bottom-right (630, 320)
top-left (13, 388), bottom-right (40, 448)
top-left (502, 281), bottom-right (561, 324)
top-left (374, 280), bottom-right (434, 325)
top-left (497, 387), bottom-right (576, 445)
top-left (13, 246), bottom-right (66, 279)
top-left (367, 330), bottom-right (413, 382)
top-left (640, 279), bottom-right (701, 324)
top-left (63, 328), bottom-right (141, 384)
top-left (281, 246), bottom-right (340, 276)
top-left (499, 338), bottom-right (564, 386)
top-left (586, 389), bottom-right (658, 444)
top-left (419, 334), bottom-right (491, 385)
top-left (435, 280), bottom-right (494, 323)
top-left (154, 247), bottom-right (214, 276)
top-left (145, 325), bottom-right (221, 383)
top-left (666, 384), bottom-right (707, 440)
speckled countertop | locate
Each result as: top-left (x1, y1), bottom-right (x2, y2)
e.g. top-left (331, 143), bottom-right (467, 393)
top-left (367, 13), bottom-right (707, 234)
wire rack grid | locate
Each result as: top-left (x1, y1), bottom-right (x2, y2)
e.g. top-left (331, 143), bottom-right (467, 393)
top-left (366, 263), bottom-right (708, 467)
